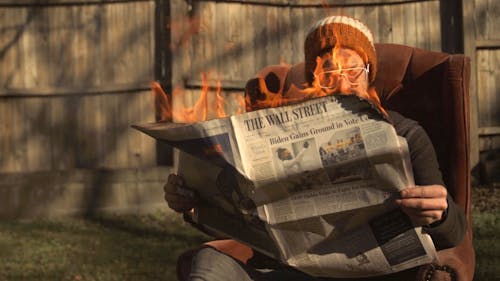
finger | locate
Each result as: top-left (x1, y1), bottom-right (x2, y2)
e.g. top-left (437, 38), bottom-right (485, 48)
top-left (400, 207), bottom-right (444, 220)
top-left (167, 200), bottom-right (196, 213)
top-left (164, 190), bottom-right (196, 202)
top-left (400, 185), bottom-right (447, 199)
top-left (168, 173), bottom-right (184, 185)
top-left (166, 197), bottom-right (195, 208)
top-left (399, 208), bottom-right (444, 226)
top-left (164, 174), bottom-right (185, 193)
top-left (163, 182), bottom-right (173, 193)
top-left (175, 175), bottom-right (185, 186)
top-left (167, 173), bottom-right (177, 184)
top-left (176, 186), bottom-right (195, 198)
top-left (163, 181), bottom-right (180, 193)
top-left (395, 197), bottom-right (448, 211)
top-left (165, 192), bottom-right (197, 208)
top-left (407, 216), bottom-right (440, 227)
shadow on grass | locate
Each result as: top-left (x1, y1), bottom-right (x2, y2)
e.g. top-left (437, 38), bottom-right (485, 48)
top-left (0, 212), bottom-right (209, 281)
top-left (82, 212), bottom-right (208, 245)
top-left (0, 186), bottom-right (498, 281)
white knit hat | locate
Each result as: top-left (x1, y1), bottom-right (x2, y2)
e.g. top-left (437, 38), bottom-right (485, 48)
top-left (304, 16), bottom-right (377, 84)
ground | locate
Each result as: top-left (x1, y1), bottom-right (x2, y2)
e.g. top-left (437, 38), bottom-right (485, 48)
top-left (0, 185), bottom-right (498, 281)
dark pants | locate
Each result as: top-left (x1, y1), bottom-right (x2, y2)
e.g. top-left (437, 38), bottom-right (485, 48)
top-left (187, 247), bottom-right (420, 281)
top-left (188, 247), bottom-right (323, 281)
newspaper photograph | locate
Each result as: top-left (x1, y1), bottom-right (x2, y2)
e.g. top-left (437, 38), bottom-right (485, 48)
top-left (132, 94), bottom-right (438, 278)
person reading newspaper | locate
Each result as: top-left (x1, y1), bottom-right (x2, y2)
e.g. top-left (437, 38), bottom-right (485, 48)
top-left (164, 15), bottom-right (466, 280)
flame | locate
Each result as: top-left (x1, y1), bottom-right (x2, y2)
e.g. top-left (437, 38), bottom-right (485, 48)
top-left (215, 80), bottom-right (226, 118)
top-left (312, 46), bottom-right (387, 117)
top-left (151, 81), bottom-right (172, 121)
top-left (192, 72), bottom-right (209, 122)
top-left (246, 46), bottom-right (387, 118)
top-left (168, 15), bottom-right (202, 50)
top-left (233, 94), bottom-right (246, 115)
top-left (152, 73), bottom-right (246, 124)
top-left (154, 31), bottom-right (386, 124)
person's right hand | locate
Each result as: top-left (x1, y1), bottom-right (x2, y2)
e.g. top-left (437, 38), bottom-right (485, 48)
top-left (163, 173), bottom-right (198, 213)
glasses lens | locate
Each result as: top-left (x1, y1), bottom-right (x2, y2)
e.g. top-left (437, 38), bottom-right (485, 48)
top-left (316, 67), bottom-right (367, 88)
top-left (345, 68), bottom-right (365, 83)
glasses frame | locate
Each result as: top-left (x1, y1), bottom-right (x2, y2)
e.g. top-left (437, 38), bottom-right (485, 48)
top-left (314, 64), bottom-right (370, 89)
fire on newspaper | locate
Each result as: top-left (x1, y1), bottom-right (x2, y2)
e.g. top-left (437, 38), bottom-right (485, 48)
top-left (133, 93), bottom-right (439, 278)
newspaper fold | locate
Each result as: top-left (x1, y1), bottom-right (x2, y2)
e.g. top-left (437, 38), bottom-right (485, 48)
top-left (133, 95), bottom-right (438, 277)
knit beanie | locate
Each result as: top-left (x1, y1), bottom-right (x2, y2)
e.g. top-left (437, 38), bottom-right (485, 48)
top-left (304, 16), bottom-right (377, 85)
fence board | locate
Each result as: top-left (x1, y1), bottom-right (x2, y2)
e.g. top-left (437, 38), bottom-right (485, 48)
top-left (0, 101), bottom-right (8, 169)
top-left (198, 1), bottom-right (216, 77)
top-left (0, 99), bottom-right (28, 171)
top-left (265, 6), bottom-right (280, 65)
top-left (241, 4), bottom-right (257, 73)
top-left (475, 0), bottom-right (500, 41)
top-left (489, 0), bottom-right (500, 40)
top-left (415, 2), bottom-right (428, 50)
top-left (403, 2), bottom-right (418, 47)
top-left (390, 4), bottom-right (404, 45)
top-left (0, 100), bottom-right (11, 170)
top-left (170, 0), bottom-right (191, 86)
top-left (133, 91), bottom-right (156, 166)
top-left (25, 98), bottom-right (52, 171)
top-left (279, 6), bottom-right (293, 64)
top-left (377, 5), bottom-right (392, 43)
top-left (429, 1), bottom-right (441, 51)
top-left (50, 96), bottom-right (76, 169)
top-left (477, 49), bottom-right (500, 128)
top-left (289, 7), bottom-right (304, 64)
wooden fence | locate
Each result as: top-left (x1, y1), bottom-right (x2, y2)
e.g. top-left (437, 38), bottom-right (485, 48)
top-left (472, 0), bottom-right (500, 151)
top-left (0, 0), bottom-right (157, 173)
top-left (0, 0), bottom-right (498, 180)
top-left (462, 0), bottom-right (500, 182)
top-left (171, 0), bottom-right (442, 89)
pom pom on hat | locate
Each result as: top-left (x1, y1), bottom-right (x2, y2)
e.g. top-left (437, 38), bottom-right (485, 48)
top-left (304, 16), bottom-right (377, 84)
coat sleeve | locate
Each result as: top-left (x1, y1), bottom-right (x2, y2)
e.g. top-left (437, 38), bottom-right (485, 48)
top-left (389, 111), bottom-right (467, 250)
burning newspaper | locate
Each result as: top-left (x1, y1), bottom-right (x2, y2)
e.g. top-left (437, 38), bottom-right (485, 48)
top-left (133, 95), bottom-right (438, 278)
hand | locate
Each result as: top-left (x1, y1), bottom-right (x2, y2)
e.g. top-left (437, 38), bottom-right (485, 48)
top-left (395, 185), bottom-right (448, 227)
top-left (163, 173), bottom-right (198, 213)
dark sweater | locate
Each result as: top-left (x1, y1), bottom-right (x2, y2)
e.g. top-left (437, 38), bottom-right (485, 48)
top-left (389, 110), bottom-right (466, 250)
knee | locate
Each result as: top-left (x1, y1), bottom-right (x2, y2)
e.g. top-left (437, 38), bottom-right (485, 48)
top-left (187, 247), bottom-right (251, 281)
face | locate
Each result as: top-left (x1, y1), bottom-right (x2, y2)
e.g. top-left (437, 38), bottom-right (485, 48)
top-left (315, 48), bottom-right (369, 95)
top-left (278, 148), bottom-right (292, 160)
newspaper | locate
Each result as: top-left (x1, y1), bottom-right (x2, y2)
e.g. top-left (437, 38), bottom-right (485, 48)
top-left (133, 95), bottom-right (438, 278)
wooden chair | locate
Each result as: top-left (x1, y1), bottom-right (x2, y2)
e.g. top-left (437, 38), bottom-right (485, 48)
top-left (178, 43), bottom-right (475, 281)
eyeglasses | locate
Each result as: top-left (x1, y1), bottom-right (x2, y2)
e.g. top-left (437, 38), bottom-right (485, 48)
top-left (314, 64), bottom-right (370, 89)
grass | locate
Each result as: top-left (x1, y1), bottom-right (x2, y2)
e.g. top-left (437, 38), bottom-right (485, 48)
top-left (470, 185), bottom-right (500, 281)
top-left (0, 213), bottom-right (210, 281)
top-left (472, 211), bottom-right (500, 281)
top-left (0, 186), bottom-right (498, 281)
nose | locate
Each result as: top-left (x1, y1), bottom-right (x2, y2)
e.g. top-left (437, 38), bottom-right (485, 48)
top-left (337, 75), bottom-right (352, 94)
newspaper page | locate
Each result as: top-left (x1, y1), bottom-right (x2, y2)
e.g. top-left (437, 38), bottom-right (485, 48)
top-left (133, 94), bottom-right (438, 278)
top-left (229, 95), bottom-right (437, 277)
top-left (133, 118), bottom-right (280, 258)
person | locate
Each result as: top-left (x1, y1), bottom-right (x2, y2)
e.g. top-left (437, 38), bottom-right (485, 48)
top-left (163, 15), bottom-right (467, 281)
top-left (276, 141), bottom-right (310, 175)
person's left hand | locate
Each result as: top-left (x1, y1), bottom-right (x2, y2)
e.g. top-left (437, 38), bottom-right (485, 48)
top-left (395, 185), bottom-right (448, 227)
